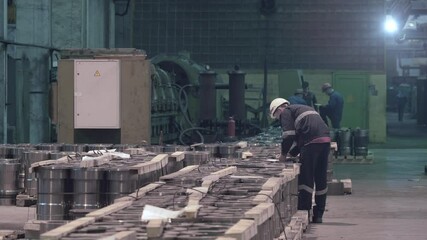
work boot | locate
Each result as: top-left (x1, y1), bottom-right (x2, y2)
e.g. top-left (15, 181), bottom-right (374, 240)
top-left (312, 206), bottom-right (323, 224)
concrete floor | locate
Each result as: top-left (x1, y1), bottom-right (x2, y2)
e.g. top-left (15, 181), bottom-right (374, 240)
top-left (0, 112), bottom-right (426, 239)
top-left (304, 112), bottom-right (427, 240)
top-left (0, 205), bottom-right (36, 230)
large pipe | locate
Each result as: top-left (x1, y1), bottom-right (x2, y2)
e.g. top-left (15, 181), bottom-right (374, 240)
top-left (198, 67), bottom-right (217, 121)
top-left (228, 66), bottom-right (246, 121)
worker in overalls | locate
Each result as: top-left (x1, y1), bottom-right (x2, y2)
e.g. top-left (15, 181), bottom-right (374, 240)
top-left (270, 98), bottom-right (331, 223)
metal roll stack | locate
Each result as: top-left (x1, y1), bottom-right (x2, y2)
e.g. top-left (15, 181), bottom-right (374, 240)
top-left (71, 168), bottom-right (105, 210)
top-left (62, 144), bottom-right (87, 153)
top-left (105, 168), bottom-right (138, 205)
top-left (183, 151), bottom-right (210, 166)
top-left (195, 143), bottom-right (219, 157)
top-left (218, 143), bottom-right (237, 158)
top-left (44, 145), bottom-right (300, 240)
top-left (37, 165), bottom-right (71, 220)
top-left (23, 150), bottom-right (51, 196)
top-left (0, 159), bottom-right (21, 205)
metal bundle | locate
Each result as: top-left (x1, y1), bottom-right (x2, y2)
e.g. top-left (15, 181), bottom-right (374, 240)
top-left (41, 149), bottom-right (299, 240)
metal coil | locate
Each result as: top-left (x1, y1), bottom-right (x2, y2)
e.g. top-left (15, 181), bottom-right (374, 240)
top-left (37, 165), bottom-right (71, 220)
top-left (71, 168), bottom-right (105, 210)
top-left (62, 144), bottom-right (87, 153)
top-left (183, 151), bottom-right (210, 166)
top-left (105, 168), bottom-right (138, 205)
top-left (23, 150), bottom-right (51, 196)
top-left (0, 159), bottom-right (21, 205)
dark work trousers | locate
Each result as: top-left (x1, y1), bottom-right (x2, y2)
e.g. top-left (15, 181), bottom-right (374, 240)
top-left (297, 142), bottom-right (330, 218)
top-left (319, 108), bottom-right (340, 129)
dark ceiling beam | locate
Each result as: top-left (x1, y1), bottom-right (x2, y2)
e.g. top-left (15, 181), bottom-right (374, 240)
top-left (401, 29), bottom-right (427, 40)
top-left (410, 0), bottom-right (427, 15)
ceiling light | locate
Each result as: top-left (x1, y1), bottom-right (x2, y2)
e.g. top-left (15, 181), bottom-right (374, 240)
top-left (384, 15), bottom-right (398, 33)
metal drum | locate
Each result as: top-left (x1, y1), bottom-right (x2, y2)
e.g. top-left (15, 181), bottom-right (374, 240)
top-left (35, 143), bottom-right (64, 151)
top-left (353, 128), bottom-right (369, 156)
top-left (218, 144), bottom-right (237, 158)
top-left (163, 144), bottom-right (190, 153)
top-left (184, 151), bottom-right (210, 166)
top-left (62, 144), bottom-right (87, 153)
top-left (337, 128), bottom-right (352, 156)
top-left (0, 159), bottom-right (21, 205)
top-left (11, 146), bottom-right (36, 190)
top-left (37, 165), bottom-right (71, 220)
top-left (195, 144), bottom-right (219, 157)
top-left (86, 144), bottom-right (113, 152)
top-left (105, 168), bottom-right (137, 205)
top-left (145, 145), bottom-right (164, 153)
top-left (71, 168), bottom-right (105, 210)
top-left (112, 144), bottom-right (138, 152)
top-left (0, 145), bottom-right (12, 158)
top-left (23, 150), bottom-right (51, 196)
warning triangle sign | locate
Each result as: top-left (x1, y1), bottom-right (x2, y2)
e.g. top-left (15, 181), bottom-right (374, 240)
top-left (94, 70), bottom-right (101, 77)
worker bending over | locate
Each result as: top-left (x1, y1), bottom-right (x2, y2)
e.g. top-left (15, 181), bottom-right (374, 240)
top-left (270, 98), bottom-right (331, 223)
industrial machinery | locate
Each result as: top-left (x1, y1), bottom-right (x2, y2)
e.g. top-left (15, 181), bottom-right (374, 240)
top-left (56, 49), bottom-right (261, 145)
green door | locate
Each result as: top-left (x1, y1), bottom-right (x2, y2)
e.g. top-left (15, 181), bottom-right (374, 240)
top-left (333, 72), bottom-right (369, 129)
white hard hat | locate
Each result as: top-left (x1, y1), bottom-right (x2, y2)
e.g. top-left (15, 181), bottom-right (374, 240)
top-left (269, 98), bottom-right (289, 119)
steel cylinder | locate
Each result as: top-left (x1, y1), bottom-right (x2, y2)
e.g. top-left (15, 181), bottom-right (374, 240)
top-left (0, 159), bottom-right (21, 205)
top-left (353, 128), bottom-right (369, 156)
top-left (86, 144), bottom-right (113, 152)
top-left (218, 144), bottom-right (237, 158)
top-left (195, 144), bottom-right (219, 157)
top-left (37, 165), bottom-right (71, 220)
top-left (62, 144), bottom-right (87, 153)
top-left (198, 68), bottom-right (217, 121)
top-left (23, 150), bottom-right (51, 196)
top-left (10, 146), bottom-right (36, 190)
top-left (0, 145), bottom-right (11, 158)
top-left (184, 151), bottom-right (210, 166)
top-left (228, 67), bottom-right (246, 121)
top-left (337, 128), bottom-right (352, 156)
top-left (35, 143), bottom-right (63, 151)
top-left (71, 168), bottom-right (105, 209)
top-left (106, 168), bottom-right (137, 205)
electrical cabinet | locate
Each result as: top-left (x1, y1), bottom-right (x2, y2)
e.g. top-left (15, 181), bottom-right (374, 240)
top-left (57, 49), bottom-right (151, 144)
top-left (74, 60), bottom-right (120, 129)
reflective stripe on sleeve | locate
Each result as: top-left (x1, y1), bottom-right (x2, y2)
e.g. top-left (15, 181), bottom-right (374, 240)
top-left (282, 130), bottom-right (296, 138)
top-left (294, 110), bottom-right (319, 128)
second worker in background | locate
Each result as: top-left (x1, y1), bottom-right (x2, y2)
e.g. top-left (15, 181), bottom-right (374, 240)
top-left (319, 83), bottom-right (344, 129)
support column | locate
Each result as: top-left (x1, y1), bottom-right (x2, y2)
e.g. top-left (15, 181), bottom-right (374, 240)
top-left (0, 0), bottom-right (7, 143)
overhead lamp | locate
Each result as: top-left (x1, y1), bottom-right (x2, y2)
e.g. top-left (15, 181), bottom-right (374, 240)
top-left (384, 15), bottom-right (398, 33)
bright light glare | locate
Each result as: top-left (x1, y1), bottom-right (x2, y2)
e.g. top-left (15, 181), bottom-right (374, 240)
top-left (384, 15), bottom-right (398, 33)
